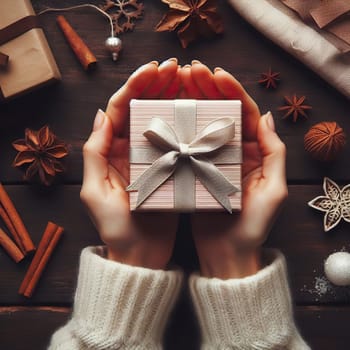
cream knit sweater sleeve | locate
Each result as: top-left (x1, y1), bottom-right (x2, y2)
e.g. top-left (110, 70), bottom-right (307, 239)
top-left (189, 249), bottom-right (310, 350)
top-left (48, 246), bottom-right (183, 350)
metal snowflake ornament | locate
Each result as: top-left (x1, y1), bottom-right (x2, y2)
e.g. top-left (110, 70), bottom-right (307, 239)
top-left (308, 177), bottom-right (350, 232)
top-left (101, 0), bottom-right (144, 34)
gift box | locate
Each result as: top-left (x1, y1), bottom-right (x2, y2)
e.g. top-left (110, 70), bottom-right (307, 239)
top-left (0, 0), bottom-right (61, 102)
top-left (128, 99), bottom-right (242, 212)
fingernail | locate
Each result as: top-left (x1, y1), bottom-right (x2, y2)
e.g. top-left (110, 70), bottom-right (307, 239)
top-left (132, 61), bottom-right (158, 76)
top-left (183, 64), bottom-right (191, 69)
top-left (191, 59), bottom-right (201, 65)
top-left (266, 111), bottom-right (275, 132)
top-left (214, 67), bottom-right (223, 73)
top-left (93, 109), bottom-right (105, 131)
top-left (148, 60), bottom-right (159, 66)
top-left (159, 57), bottom-right (178, 67)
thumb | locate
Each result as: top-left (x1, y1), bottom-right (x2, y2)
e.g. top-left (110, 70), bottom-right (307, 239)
top-left (257, 112), bottom-right (286, 183)
top-left (82, 109), bottom-right (113, 188)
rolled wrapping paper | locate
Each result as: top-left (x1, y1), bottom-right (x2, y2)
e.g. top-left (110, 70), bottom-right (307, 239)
top-left (227, 0), bottom-right (350, 99)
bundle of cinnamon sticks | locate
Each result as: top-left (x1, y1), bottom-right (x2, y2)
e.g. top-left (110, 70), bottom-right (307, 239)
top-left (0, 182), bottom-right (64, 297)
top-left (0, 183), bottom-right (34, 260)
top-left (19, 221), bottom-right (64, 298)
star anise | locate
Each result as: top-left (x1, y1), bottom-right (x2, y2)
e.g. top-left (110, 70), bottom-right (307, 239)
top-left (278, 94), bottom-right (312, 122)
top-left (258, 68), bottom-right (280, 89)
top-left (12, 126), bottom-right (69, 186)
top-left (155, 0), bottom-right (224, 48)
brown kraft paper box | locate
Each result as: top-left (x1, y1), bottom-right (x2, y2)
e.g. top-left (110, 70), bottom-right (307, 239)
top-left (0, 0), bottom-right (61, 101)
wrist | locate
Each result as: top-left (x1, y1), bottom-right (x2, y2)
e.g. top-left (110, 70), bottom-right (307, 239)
top-left (199, 247), bottom-right (262, 279)
top-left (107, 246), bottom-right (169, 270)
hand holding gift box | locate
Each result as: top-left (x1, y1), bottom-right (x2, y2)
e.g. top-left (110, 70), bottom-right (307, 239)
top-left (80, 59), bottom-right (287, 278)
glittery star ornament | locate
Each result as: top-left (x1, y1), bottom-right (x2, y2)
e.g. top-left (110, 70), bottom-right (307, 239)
top-left (308, 177), bottom-right (350, 232)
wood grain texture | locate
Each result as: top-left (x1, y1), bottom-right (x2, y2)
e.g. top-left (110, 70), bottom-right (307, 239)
top-left (0, 306), bottom-right (349, 350)
top-left (0, 185), bottom-right (348, 305)
top-left (0, 306), bottom-right (70, 350)
top-left (0, 0), bottom-right (349, 348)
top-left (0, 185), bottom-right (101, 305)
top-left (0, 0), bottom-right (348, 184)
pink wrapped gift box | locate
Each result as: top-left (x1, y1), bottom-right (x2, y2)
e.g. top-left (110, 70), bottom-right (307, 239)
top-left (128, 99), bottom-right (242, 212)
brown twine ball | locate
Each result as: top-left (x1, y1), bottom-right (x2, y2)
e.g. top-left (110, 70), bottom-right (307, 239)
top-left (304, 121), bottom-right (346, 162)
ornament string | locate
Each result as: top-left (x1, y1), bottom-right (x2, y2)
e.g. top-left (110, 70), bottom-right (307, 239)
top-left (37, 4), bottom-right (122, 61)
top-left (38, 4), bottom-right (114, 37)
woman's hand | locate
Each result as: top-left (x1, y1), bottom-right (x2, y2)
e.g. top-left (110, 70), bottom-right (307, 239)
top-left (80, 59), bottom-right (181, 269)
top-left (187, 62), bottom-right (288, 279)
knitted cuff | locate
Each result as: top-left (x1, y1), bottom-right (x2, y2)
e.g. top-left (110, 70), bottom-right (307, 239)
top-left (71, 246), bottom-right (183, 349)
top-left (189, 249), bottom-right (306, 350)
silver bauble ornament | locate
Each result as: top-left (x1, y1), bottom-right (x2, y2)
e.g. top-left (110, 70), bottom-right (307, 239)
top-left (105, 36), bottom-right (122, 61)
top-left (324, 252), bottom-right (350, 286)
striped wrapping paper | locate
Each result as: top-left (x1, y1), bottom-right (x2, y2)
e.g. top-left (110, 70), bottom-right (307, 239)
top-left (129, 99), bottom-right (242, 212)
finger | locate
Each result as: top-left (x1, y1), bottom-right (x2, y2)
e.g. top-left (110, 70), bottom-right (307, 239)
top-left (179, 64), bottom-right (204, 99)
top-left (107, 164), bottom-right (128, 190)
top-left (213, 68), bottom-right (260, 142)
top-left (142, 58), bottom-right (179, 98)
top-left (109, 137), bottom-right (129, 180)
top-left (161, 65), bottom-right (182, 98)
top-left (106, 61), bottom-right (159, 137)
top-left (190, 61), bottom-right (223, 99)
top-left (258, 112), bottom-right (286, 184)
top-left (82, 110), bottom-right (113, 190)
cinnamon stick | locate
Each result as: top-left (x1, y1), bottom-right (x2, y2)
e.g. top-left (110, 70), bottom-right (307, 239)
top-left (0, 205), bottom-right (25, 253)
top-left (56, 15), bottom-right (97, 71)
top-left (0, 183), bottom-right (35, 254)
top-left (19, 222), bottom-right (64, 298)
top-left (0, 227), bottom-right (24, 263)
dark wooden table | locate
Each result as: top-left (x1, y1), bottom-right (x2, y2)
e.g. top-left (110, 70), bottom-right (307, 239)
top-left (1, 1), bottom-right (350, 349)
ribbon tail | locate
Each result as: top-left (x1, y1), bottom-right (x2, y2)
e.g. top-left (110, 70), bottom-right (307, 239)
top-left (126, 151), bottom-right (179, 208)
top-left (190, 157), bottom-right (239, 213)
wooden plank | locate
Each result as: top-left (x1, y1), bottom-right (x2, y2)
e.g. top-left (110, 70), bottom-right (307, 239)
top-left (0, 185), bottom-right (349, 304)
top-left (0, 305), bottom-right (349, 349)
top-left (0, 1), bottom-right (348, 184)
top-left (268, 185), bottom-right (350, 304)
top-left (0, 306), bottom-right (69, 350)
top-left (0, 185), bottom-right (101, 305)
top-left (295, 306), bottom-right (350, 350)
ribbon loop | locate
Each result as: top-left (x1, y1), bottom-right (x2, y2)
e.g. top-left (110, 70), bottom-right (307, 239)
top-left (143, 117), bottom-right (180, 152)
top-left (127, 114), bottom-right (239, 212)
top-left (189, 117), bottom-right (236, 154)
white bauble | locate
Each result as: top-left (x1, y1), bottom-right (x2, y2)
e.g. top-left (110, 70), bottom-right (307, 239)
top-left (324, 252), bottom-right (350, 286)
top-left (105, 37), bottom-right (122, 61)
